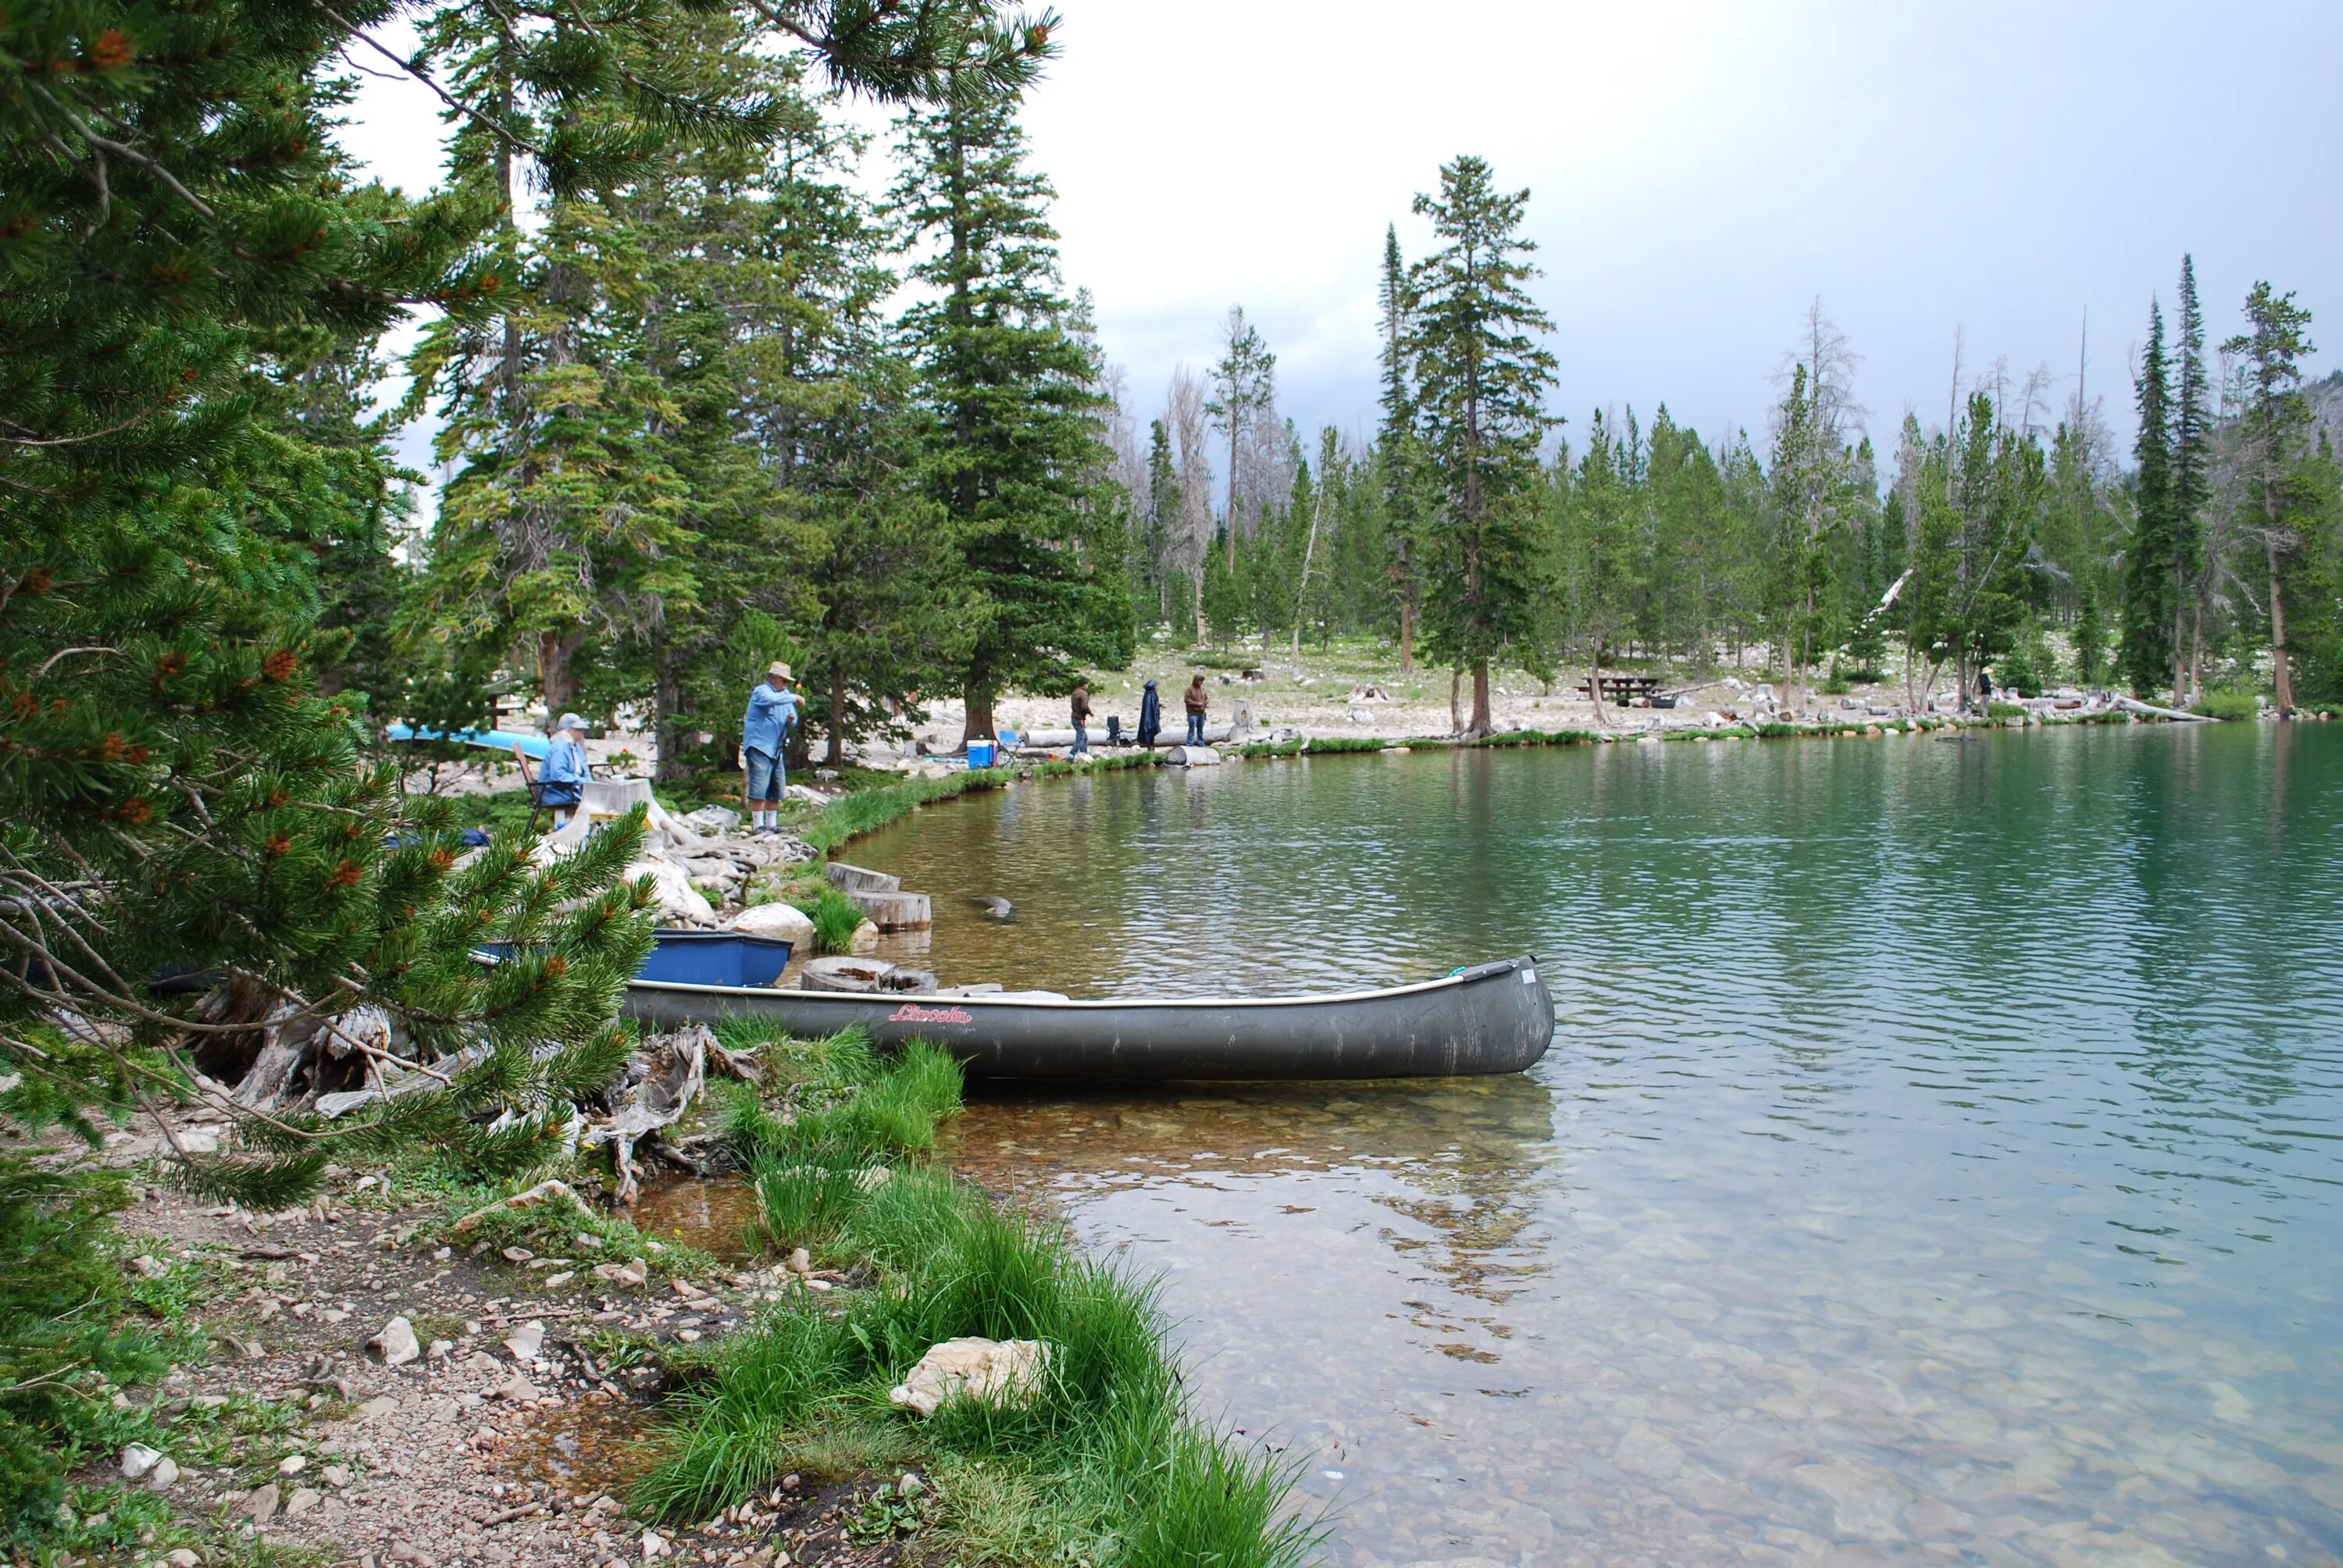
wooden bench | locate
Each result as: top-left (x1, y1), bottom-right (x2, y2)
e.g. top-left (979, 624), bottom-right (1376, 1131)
top-left (1577, 674), bottom-right (1663, 703)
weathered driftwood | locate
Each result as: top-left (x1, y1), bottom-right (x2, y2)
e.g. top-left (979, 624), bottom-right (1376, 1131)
top-left (2115, 695), bottom-right (2214, 723)
top-left (580, 1023), bottom-right (711, 1206)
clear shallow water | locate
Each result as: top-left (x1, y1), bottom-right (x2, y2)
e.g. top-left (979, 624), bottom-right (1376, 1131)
top-left (856, 726), bottom-right (2343, 1565)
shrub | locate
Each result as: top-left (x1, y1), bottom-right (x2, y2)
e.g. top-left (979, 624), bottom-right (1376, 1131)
top-left (2191, 690), bottom-right (2260, 721)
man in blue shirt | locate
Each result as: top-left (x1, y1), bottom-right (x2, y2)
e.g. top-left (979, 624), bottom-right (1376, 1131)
top-left (522, 713), bottom-right (590, 829)
top-left (742, 661), bottom-right (799, 833)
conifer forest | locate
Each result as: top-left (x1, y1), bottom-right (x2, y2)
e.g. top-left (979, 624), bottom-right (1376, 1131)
top-left (2, 2), bottom-right (2340, 1562)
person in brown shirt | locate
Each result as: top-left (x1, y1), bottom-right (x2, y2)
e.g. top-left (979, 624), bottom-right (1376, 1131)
top-left (1070, 679), bottom-right (1093, 755)
top-left (1183, 673), bottom-right (1208, 746)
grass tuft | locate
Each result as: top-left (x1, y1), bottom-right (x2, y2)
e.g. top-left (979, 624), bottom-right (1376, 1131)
top-left (634, 1035), bottom-right (1316, 1566)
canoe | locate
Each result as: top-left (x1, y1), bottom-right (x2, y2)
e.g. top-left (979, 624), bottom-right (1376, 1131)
top-left (619, 955), bottom-right (1555, 1081)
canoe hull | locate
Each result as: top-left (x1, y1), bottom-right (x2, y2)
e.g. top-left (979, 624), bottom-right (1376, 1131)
top-left (620, 957), bottom-right (1555, 1081)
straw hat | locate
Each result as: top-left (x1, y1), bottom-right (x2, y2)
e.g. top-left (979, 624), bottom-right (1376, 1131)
top-left (767, 661), bottom-right (793, 682)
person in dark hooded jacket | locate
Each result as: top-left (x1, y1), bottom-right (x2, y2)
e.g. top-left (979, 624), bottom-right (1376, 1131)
top-left (1136, 679), bottom-right (1162, 747)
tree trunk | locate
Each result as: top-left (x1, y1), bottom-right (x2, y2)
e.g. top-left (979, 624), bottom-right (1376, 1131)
top-left (1588, 657), bottom-right (1609, 729)
top-left (537, 630), bottom-right (588, 714)
top-left (1468, 661), bottom-right (1492, 738)
top-left (1399, 601), bottom-right (1414, 675)
top-left (826, 663), bottom-right (849, 765)
top-left (1448, 668), bottom-right (1462, 736)
top-left (2269, 538), bottom-right (2295, 715)
top-left (961, 686), bottom-right (996, 749)
top-left (653, 637), bottom-right (687, 788)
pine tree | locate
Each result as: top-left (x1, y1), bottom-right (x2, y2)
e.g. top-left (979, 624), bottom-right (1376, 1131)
top-left (2224, 283), bottom-right (2316, 715)
top-left (890, 84), bottom-right (1132, 743)
top-left (0, 0), bottom-right (1057, 1529)
top-left (2120, 299), bottom-right (2177, 696)
top-left (1564, 411), bottom-right (1640, 720)
top-left (1401, 155), bottom-right (1560, 736)
top-left (1377, 226), bottom-right (1424, 672)
top-left (1144, 419), bottom-right (1180, 623)
top-left (2170, 256), bottom-right (2214, 700)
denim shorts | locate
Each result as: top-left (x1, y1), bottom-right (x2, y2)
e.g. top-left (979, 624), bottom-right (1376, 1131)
top-left (744, 747), bottom-right (783, 800)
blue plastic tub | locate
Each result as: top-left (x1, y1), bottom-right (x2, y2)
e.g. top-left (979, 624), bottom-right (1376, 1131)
top-left (968, 738), bottom-right (997, 768)
top-left (476, 929), bottom-right (793, 989)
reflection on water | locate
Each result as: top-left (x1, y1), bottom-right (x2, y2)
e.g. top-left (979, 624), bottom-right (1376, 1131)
top-left (504, 1395), bottom-right (653, 1491)
top-left (629, 1174), bottom-right (761, 1263)
top-left (870, 727), bottom-right (2343, 1564)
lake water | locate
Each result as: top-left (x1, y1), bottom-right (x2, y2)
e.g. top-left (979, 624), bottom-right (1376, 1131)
top-left (853, 725), bottom-right (2343, 1566)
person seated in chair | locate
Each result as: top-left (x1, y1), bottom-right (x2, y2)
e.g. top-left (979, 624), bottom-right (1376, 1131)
top-left (519, 713), bottom-right (590, 829)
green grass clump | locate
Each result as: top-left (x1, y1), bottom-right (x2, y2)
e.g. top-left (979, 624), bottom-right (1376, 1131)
top-left (2191, 689), bottom-right (2260, 721)
top-left (640, 1032), bottom-right (1317, 1567)
top-left (1986, 701), bottom-right (2028, 721)
top-left (790, 886), bottom-right (867, 954)
top-left (1475, 727), bottom-right (1601, 748)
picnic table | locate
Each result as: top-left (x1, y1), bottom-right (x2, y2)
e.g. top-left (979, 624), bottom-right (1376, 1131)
top-left (1577, 673), bottom-right (1664, 702)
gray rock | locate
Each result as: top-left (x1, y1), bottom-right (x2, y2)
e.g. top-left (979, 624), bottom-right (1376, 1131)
top-left (121, 1443), bottom-right (164, 1480)
top-left (245, 1481), bottom-right (280, 1527)
top-left (502, 1320), bottom-right (544, 1361)
top-left (147, 1456), bottom-right (180, 1490)
top-left (368, 1315), bottom-right (419, 1367)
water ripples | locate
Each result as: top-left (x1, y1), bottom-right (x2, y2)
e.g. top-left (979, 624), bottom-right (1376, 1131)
top-left (863, 725), bottom-right (2343, 1563)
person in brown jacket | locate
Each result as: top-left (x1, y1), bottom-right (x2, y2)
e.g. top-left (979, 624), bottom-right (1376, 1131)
top-left (1070, 679), bottom-right (1093, 755)
top-left (1183, 673), bottom-right (1209, 746)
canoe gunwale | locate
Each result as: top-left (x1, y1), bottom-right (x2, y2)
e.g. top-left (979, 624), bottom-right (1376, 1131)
top-left (622, 956), bottom-right (1536, 1013)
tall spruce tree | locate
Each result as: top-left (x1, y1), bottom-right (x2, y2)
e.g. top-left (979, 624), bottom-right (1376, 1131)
top-left (890, 84), bottom-right (1131, 743)
top-left (2170, 256), bottom-right (2213, 700)
top-left (2224, 283), bottom-right (2316, 715)
top-left (2120, 299), bottom-right (2177, 696)
top-left (1377, 225), bottom-right (1424, 672)
top-left (1400, 155), bottom-right (1560, 736)
top-left (1144, 419), bottom-right (1180, 622)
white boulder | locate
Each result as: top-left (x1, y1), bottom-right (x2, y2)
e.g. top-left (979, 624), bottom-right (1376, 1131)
top-left (626, 858), bottom-right (716, 927)
top-left (726, 900), bottom-right (816, 948)
top-left (367, 1315), bottom-right (420, 1367)
top-left (888, 1337), bottom-right (1052, 1417)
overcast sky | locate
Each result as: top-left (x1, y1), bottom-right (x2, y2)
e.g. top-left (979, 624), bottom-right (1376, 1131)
top-left (344, 0), bottom-right (2341, 472)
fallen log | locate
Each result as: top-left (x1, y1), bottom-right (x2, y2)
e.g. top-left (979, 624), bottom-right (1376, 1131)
top-left (2114, 696), bottom-right (2213, 723)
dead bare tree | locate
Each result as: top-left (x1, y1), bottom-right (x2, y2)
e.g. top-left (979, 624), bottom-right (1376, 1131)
top-left (1166, 366), bottom-right (1215, 633)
